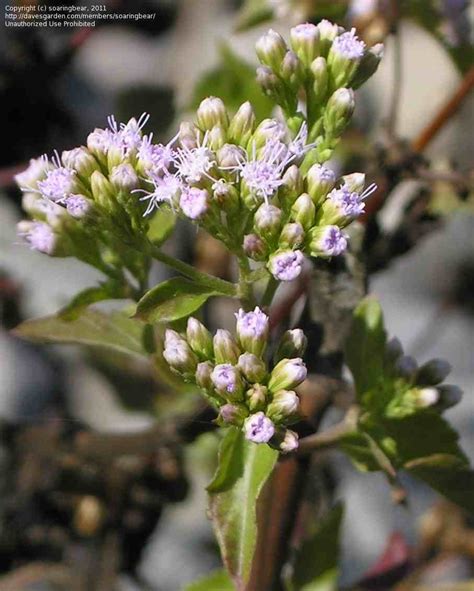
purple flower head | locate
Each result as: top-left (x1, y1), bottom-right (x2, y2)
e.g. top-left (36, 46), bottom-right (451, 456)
top-left (179, 187), bottom-right (209, 220)
top-left (332, 28), bottom-right (366, 60)
top-left (65, 195), bottom-right (91, 219)
top-left (309, 164), bottom-right (336, 183)
top-left (319, 225), bottom-right (348, 256)
top-left (280, 429), bottom-right (299, 453)
top-left (287, 122), bottom-right (315, 159)
top-left (269, 250), bottom-right (304, 282)
top-left (17, 221), bottom-right (56, 255)
top-left (291, 22), bottom-right (319, 40)
top-left (244, 412), bottom-right (275, 444)
top-left (211, 364), bottom-right (241, 395)
top-left (119, 113), bottom-right (150, 151)
top-left (328, 182), bottom-right (377, 218)
top-left (15, 156), bottom-right (50, 190)
top-left (87, 128), bottom-right (114, 154)
top-left (173, 131), bottom-right (215, 183)
top-left (37, 166), bottom-right (77, 202)
top-left (139, 173), bottom-right (183, 215)
top-left (138, 133), bottom-right (175, 174)
top-left (235, 307), bottom-right (269, 340)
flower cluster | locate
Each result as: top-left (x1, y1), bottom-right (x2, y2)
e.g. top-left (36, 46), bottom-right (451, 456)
top-left (162, 307), bottom-right (308, 452)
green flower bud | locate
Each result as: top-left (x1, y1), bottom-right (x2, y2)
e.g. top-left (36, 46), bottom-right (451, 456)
top-left (216, 144), bottom-right (246, 169)
top-left (308, 225), bottom-right (348, 258)
top-left (238, 353), bottom-right (267, 383)
top-left (267, 389), bottom-right (300, 423)
top-left (196, 96), bottom-right (229, 131)
top-left (291, 193), bottom-right (315, 230)
top-left (256, 66), bottom-right (285, 102)
top-left (208, 125), bottom-right (227, 151)
top-left (62, 147), bottom-right (99, 178)
top-left (342, 172), bottom-right (365, 193)
top-left (252, 118), bottom-right (287, 150)
top-left (436, 385), bottom-right (462, 410)
top-left (275, 329), bottom-right (307, 362)
top-left (90, 170), bottom-right (115, 211)
top-left (245, 384), bottom-right (268, 412)
top-left (310, 57), bottom-right (329, 103)
top-left (415, 359), bottom-right (451, 386)
top-left (254, 203), bottom-right (282, 240)
top-left (324, 88), bottom-right (355, 137)
top-left (213, 329), bottom-right (241, 365)
top-left (217, 403), bottom-right (249, 426)
top-left (110, 163), bottom-right (139, 191)
top-left (352, 43), bottom-right (384, 89)
top-left (211, 364), bottom-right (245, 400)
top-left (186, 317), bottom-right (214, 360)
top-left (268, 358), bottom-right (307, 392)
top-left (317, 19), bottom-right (340, 57)
top-left (212, 180), bottom-right (240, 211)
top-left (306, 163), bottom-right (336, 205)
top-left (280, 50), bottom-right (304, 89)
top-left (256, 29), bottom-right (288, 71)
top-left (228, 102), bottom-right (256, 146)
top-left (163, 330), bottom-right (198, 377)
top-left (415, 387), bottom-right (440, 408)
top-left (195, 361), bottom-right (214, 390)
top-left (279, 222), bottom-right (305, 249)
top-left (290, 23), bottom-right (320, 67)
top-left (395, 355), bottom-right (418, 381)
top-left (280, 165), bottom-right (303, 205)
top-left (179, 121), bottom-right (199, 150)
top-left (243, 233), bottom-right (268, 261)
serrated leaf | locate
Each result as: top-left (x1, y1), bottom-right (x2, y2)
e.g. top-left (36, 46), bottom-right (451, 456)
top-left (209, 440), bottom-right (278, 590)
top-left (207, 428), bottom-right (245, 493)
top-left (147, 207), bottom-right (176, 246)
top-left (235, 0), bottom-right (273, 32)
top-left (345, 297), bottom-right (386, 400)
top-left (59, 282), bottom-right (127, 321)
top-left (183, 569), bottom-right (234, 591)
top-left (135, 277), bottom-right (218, 323)
top-left (13, 310), bottom-right (147, 357)
top-left (292, 504), bottom-right (344, 591)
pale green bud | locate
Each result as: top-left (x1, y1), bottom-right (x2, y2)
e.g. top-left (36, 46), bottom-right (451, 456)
top-left (291, 193), bottom-right (315, 230)
top-left (342, 172), bottom-right (365, 193)
top-left (267, 389), bottom-right (300, 423)
top-left (317, 19), bottom-right (339, 57)
top-left (208, 125), bottom-right (227, 151)
top-left (256, 29), bottom-right (288, 71)
top-left (196, 96), bottom-right (229, 131)
top-left (238, 353), bottom-right (267, 383)
top-left (416, 359), bottom-right (451, 387)
top-left (212, 180), bottom-right (239, 211)
top-left (268, 358), bottom-right (307, 392)
top-left (323, 88), bottom-right (355, 137)
top-left (310, 57), bottom-right (329, 103)
top-left (280, 165), bottom-right (303, 205)
top-left (90, 170), bottom-right (115, 210)
top-left (306, 163), bottom-right (336, 205)
top-left (245, 384), bottom-right (268, 412)
top-left (415, 387), bottom-right (440, 408)
top-left (228, 102), bottom-right (256, 146)
top-left (352, 43), bottom-right (384, 89)
top-left (279, 222), bottom-right (305, 249)
top-left (216, 143), bottom-right (246, 169)
top-left (217, 403), bottom-right (249, 426)
top-left (243, 233), bottom-right (268, 261)
top-left (290, 23), bottom-right (320, 67)
top-left (252, 118), bottom-right (287, 150)
top-left (195, 361), bottom-right (214, 390)
top-left (163, 330), bottom-right (198, 376)
top-left (214, 329), bottom-right (241, 365)
top-left (280, 50), bottom-right (304, 88)
top-left (256, 66), bottom-right (285, 102)
top-left (254, 203), bottom-right (282, 240)
top-left (186, 317), bottom-right (213, 360)
top-left (275, 329), bottom-right (307, 362)
top-left (110, 163), bottom-right (139, 191)
top-left (61, 147), bottom-right (99, 178)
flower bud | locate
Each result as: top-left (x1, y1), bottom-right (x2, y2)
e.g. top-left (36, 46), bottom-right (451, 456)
top-left (90, 170), bottom-right (115, 210)
top-left (214, 329), bottom-right (241, 365)
top-left (212, 180), bottom-right (239, 210)
top-left (290, 23), bottom-right (320, 66)
top-left (243, 233), bottom-right (268, 261)
top-left (195, 361), bottom-right (214, 390)
top-left (228, 102), bottom-right (256, 146)
top-left (307, 163), bottom-right (336, 205)
top-left (163, 331), bottom-right (198, 376)
top-left (217, 403), bottom-right (248, 426)
top-left (323, 88), bottom-right (355, 137)
top-left (216, 143), bottom-right (245, 169)
top-left (180, 187), bottom-right (210, 220)
top-left (268, 250), bottom-right (304, 282)
top-left (110, 163), bottom-right (139, 191)
top-left (275, 329), bottom-right (307, 362)
top-left (178, 121), bottom-right (199, 150)
top-left (395, 355), bottom-right (418, 381)
top-left (15, 156), bottom-right (50, 190)
top-left (238, 353), bottom-right (267, 383)
top-left (342, 172), bottom-right (365, 193)
top-left (280, 51), bottom-right (304, 88)
top-left (65, 194), bottom-right (93, 219)
top-left (61, 147), bottom-right (99, 178)
top-left (291, 193), bottom-right (315, 230)
top-left (211, 364), bottom-right (244, 400)
top-left (415, 359), bottom-right (451, 386)
top-left (317, 19), bottom-right (340, 56)
top-left (254, 203), bottom-right (282, 240)
top-left (279, 222), bottom-right (305, 249)
top-left (436, 385), bottom-right (463, 410)
top-left (87, 128), bottom-right (111, 158)
top-left (328, 29), bottom-right (366, 87)
top-left (256, 29), bottom-right (288, 71)
top-left (415, 387), bottom-right (440, 408)
top-left (352, 43), bottom-right (384, 89)
top-left (385, 337), bottom-right (403, 368)
top-left (268, 358), bottom-right (307, 392)
top-left (208, 125), bottom-right (227, 151)
top-left (267, 389), bottom-right (300, 423)
top-left (245, 384), bottom-right (268, 412)
top-left (235, 307), bottom-right (269, 357)
top-left (17, 220), bottom-right (61, 256)
top-left (279, 429), bottom-right (299, 453)
top-left (252, 118), bottom-right (287, 150)
top-left (310, 57), bottom-right (328, 103)
top-left (196, 96), bottom-right (229, 131)
top-left (186, 317), bottom-right (214, 359)
top-left (243, 412), bottom-right (275, 444)
top-left (309, 225), bottom-right (348, 258)
top-left (280, 165), bottom-right (303, 205)
top-left (256, 66), bottom-right (285, 102)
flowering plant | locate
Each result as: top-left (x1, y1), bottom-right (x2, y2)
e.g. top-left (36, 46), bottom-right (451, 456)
top-left (13, 20), bottom-right (473, 591)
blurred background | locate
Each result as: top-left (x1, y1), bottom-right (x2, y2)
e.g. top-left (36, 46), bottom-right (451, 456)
top-left (0, 0), bottom-right (473, 589)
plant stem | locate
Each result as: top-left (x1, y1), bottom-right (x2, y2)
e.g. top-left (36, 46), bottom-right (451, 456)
top-left (150, 245), bottom-right (237, 297)
top-left (237, 256), bottom-right (257, 308)
top-left (261, 275), bottom-right (279, 308)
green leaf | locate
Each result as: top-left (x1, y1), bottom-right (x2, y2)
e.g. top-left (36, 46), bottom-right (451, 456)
top-left (135, 277), bottom-right (219, 323)
top-left (13, 310), bottom-right (147, 357)
top-left (235, 0), bottom-right (273, 32)
top-left (147, 207), bottom-right (176, 246)
top-left (345, 296), bottom-right (386, 400)
top-left (190, 44), bottom-right (274, 122)
top-left (207, 428), bottom-right (245, 493)
top-left (208, 440), bottom-right (278, 590)
top-left (292, 504), bottom-right (344, 591)
top-left (183, 570), bottom-right (234, 591)
top-left (59, 282), bottom-right (127, 321)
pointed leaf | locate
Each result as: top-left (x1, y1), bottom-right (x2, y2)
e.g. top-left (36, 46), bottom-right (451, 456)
top-left (209, 440), bottom-right (278, 590)
top-left (59, 282), bottom-right (127, 321)
top-left (183, 570), bottom-right (234, 591)
top-left (292, 504), bottom-right (344, 591)
top-left (147, 207), bottom-right (176, 246)
top-left (207, 428), bottom-right (245, 493)
top-left (13, 310), bottom-right (147, 357)
top-left (135, 277), bottom-right (218, 323)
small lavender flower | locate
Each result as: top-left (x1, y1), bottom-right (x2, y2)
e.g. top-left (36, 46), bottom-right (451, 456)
top-left (307, 163), bottom-right (336, 203)
top-left (137, 134), bottom-right (176, 174)
top-left (87, 128), bottom-right (114, 155)
top-left (37, 166), bottom-right (77, 202)
top-left (15, 156), bottom-right (50, 190)
top-left (211, 364), bottom-right (243, 399)
top-left (139, 173), bottom-right (183, 215)
top-left (310, 225), bottom-right (348, 257)
top-left (325, 183), bottom-right (376, 221)
top-left (17, 221), bottom-right (56, 255)
top-left (65, 195), bottom-right (92, 219)
top-left (173, 132), bottom-right (215, 183)
top-left (119, 113), bottom-right (150, 151)
top-left (280, 429), bottom-right (299, 453)
top-left (268, 250), bottom-right (304, 282)
top-left (179, 187), bottom-right (209, 220)
top-left (235, 307), bottom-right (269, 357)
top-left (244, 412), bottom-right (275, 444)
top-left (61, 147), bottom-right (98, 177)
top-left (290, 23), bottom-right (320, 65)
top-left (331, 28), bottom-right (365, 60)
top-left (218, 403), bottom-right (248, 426)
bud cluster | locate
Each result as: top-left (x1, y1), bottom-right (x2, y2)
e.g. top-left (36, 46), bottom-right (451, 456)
top-left (162, 307), bottom-right (308, 452)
